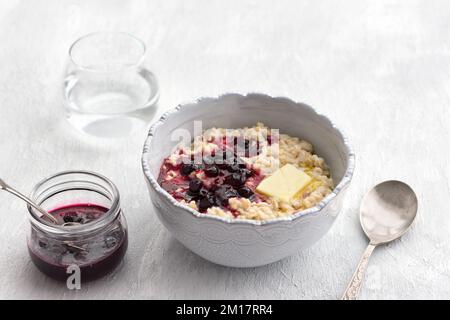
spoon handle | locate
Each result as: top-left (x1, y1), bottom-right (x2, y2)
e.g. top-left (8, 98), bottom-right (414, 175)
top-left (0, 178), bottom-right (58, 224)
top-left (341, 243), bottom-right (377, 300)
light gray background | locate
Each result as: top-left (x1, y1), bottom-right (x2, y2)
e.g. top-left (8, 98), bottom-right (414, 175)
top-left (0, 0), bottom-right (449, 300)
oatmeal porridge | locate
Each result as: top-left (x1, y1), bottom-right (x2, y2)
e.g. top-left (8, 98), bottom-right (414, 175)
top-left (157, 123), bottom-right (334, 220)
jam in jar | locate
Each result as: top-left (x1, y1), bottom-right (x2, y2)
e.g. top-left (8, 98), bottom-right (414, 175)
top-left (27, 171), bottom-right (128, 282)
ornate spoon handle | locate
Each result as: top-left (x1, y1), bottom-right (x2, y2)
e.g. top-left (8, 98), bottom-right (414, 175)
top-left (341, 243), bottom-right (377, 300)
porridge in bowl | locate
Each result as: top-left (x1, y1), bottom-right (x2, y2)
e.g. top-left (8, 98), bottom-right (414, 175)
top-left (157, 123), bottom-right (334, 220)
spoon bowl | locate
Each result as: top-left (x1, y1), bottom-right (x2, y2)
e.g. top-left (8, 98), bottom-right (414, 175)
top-left (361, 180), bottom-right (418, 245)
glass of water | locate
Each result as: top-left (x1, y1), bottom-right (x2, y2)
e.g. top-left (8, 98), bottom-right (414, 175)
top-left (64, 32), bottom-right (159, 138)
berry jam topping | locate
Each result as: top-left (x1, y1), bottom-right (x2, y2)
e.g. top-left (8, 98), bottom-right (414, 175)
top-left (52, 204), bottom-right (106, 225)
top-left (158, 141), bottom-right (265, 215)
top-left (180, 163), bottom-right (196, 176)
top-left (28, 204), bottom-right (128, 282)
top-left (188, 178), bottom-right (203, 193)
top-left (225, 172), bottom-right (246, 188)
top-left (62, 212), bottom-right (84, 224)
top-left (214, 185), bottom-right (238, 206)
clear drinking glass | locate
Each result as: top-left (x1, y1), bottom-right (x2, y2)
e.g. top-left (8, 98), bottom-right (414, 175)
top-left (63, 32), bottom-right (159, 138)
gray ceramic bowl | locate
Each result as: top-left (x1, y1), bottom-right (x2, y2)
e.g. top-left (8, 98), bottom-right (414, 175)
top-left (142, 93), bottom-right (355, 267)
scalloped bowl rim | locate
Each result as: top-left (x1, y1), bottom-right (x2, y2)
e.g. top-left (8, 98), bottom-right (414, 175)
top-left (142, 93), bottom-right (355, 226)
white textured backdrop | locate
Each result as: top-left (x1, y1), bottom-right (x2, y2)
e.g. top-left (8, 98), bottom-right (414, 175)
top-left (0, 0), bottom-right (449, 299)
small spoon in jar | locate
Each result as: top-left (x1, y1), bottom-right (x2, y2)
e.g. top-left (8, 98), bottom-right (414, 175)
top-left (0, 178), bottom-right (59, 224)
top-left (0, 178), bottom-right (87, 252)
top-left (341, 180), bottom-right (418, 300)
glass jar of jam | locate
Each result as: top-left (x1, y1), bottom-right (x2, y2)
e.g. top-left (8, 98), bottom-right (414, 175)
top-left (27, 171), bottom-right (128, 282)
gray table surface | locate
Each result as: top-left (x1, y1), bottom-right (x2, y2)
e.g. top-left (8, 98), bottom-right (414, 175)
top-left (0, 0), bottom-right (449, 300)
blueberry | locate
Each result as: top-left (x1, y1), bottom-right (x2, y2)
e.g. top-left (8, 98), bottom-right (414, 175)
top-left (180, 163), bottom-right (195, 176)
top-left (198, 196), bottom-right (214, 212)
top-left (189, 178), bottom-right (203, 193)
top-left (204, 165), bottom-right (219, 177)
top-left (63, 215), bottom-right (75, 223)
top-left (238, 186), bottom-right (254, 198)
top-left (63, 212), bottom-right (84, 224)
top-left (214, 185), bottom-right (238, 206)
top-left (38, 240), bottom-right (48, 249)
top-left (199, 188), bottom-right (209, 197)
top-left (104, 236), bottom-right (118, 249)
top-left (225, 173), bottom-right (246, 187)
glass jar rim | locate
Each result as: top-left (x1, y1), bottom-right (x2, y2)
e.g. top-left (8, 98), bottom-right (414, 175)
top-left (68, 31), bottom-right (146, 72)
top-left (28, 170), bottom-right (121, 236)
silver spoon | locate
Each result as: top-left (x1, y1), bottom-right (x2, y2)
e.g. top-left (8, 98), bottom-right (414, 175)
top-left (0, 177), bottom-right (59, 224)
top-left (0, 178), bottom-right (86, 252)
top-left (341, 180), bottom-right (418, 300)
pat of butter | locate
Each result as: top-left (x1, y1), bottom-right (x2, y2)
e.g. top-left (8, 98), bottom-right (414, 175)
top-left (256, 164), bottom-right (313, 202)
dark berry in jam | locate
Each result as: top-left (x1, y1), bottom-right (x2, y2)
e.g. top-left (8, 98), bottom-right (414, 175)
top-left (199, 188), bottom-right (209, 197)
top-left (49, 204), bottom-right (106, 225)
top-left (180, 163), bottom-right (196, 176)
top-left (158, 147), bottom-right (265, 216)
top-left (63, 213), bottom-right (75, 223)
top-left (189, 178), bottom-right (203, 193)
top-left (28, 204), bottom-right (127, 282)
top-left (225, 173), bottom-right (246, 188)
top-left (62, 211), bottom-right (85, 224)
top-left (38, 240), bottom-right (48, 249)
top-left (198, 195), bottom-right (214, 212)
top-left (204, 165), bottom-right (219, 177)
top-left (215, 185), bottom-right (238, 206)
top-left (238, 186), bottom-right (254, 198)
top-left (104, 236), bottom-right (118, 249)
